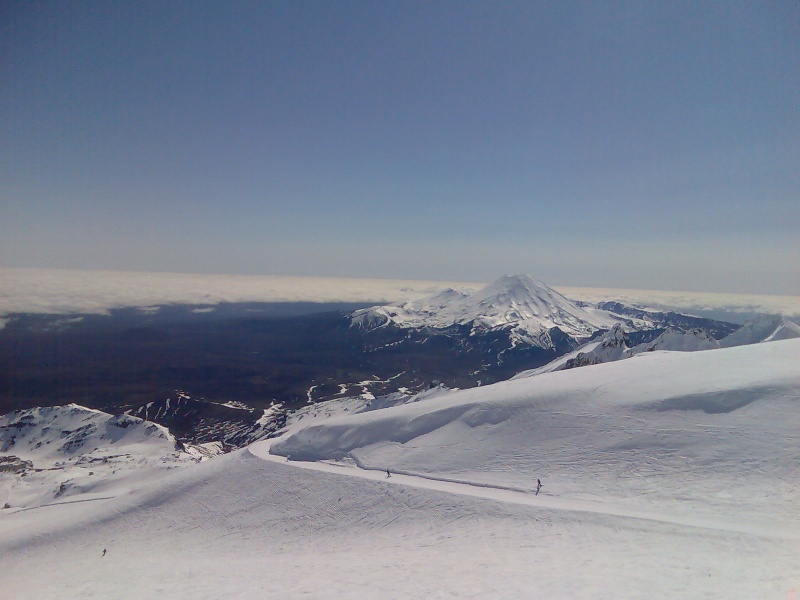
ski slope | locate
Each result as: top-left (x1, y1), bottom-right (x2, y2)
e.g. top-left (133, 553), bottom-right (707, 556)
top-left (271, 340), bottom-right (799, 520)
top-left (2, 341), bottom-right (799, 598)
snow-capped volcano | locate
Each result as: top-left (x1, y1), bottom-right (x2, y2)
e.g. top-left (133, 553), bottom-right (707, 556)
top-left (452, 274), bottom-right (615, 334)
top-left (352, 274), bottom-right (615, 341)
top-left (347, 275), bottom-right (744, 382)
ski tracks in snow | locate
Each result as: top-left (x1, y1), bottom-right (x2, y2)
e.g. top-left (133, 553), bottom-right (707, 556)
top-left (247, 441), bottom-right (799, 542)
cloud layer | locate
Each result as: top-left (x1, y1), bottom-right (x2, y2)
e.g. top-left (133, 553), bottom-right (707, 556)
top-left (1, 268), bottom-right (798, 321)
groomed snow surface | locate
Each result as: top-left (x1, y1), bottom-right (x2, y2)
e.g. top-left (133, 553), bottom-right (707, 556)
top-left (2, 341), bottom-right (800, 598)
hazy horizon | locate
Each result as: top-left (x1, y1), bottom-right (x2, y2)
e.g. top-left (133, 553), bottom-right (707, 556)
top-left (2, 266), bottom-right (799, 323)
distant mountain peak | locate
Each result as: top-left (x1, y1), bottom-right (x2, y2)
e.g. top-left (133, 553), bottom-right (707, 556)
top-left (351, 274), bottom-right (617, 341)
top-left (468, 274), bottom-right (554, 301)
top-left (458, 275), bottom-right (613, 335)
top-left (484, 273), bottom-right (546, 289)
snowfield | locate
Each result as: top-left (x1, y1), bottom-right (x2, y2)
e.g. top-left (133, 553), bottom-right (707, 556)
top-left (0, 404), bottom-right (196, 510)
top-left (2, 341), bottom-right (799, 598)
top-left (270, 340), bottom-right (799, 522)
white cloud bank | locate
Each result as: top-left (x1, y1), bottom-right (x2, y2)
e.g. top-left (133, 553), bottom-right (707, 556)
top-left (0, 268), bottom-right (481, 316)
top-left (1, 268), bottom-right (798, 319)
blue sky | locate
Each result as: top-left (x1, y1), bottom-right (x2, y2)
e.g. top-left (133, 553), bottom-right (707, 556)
top-left (1, 1), bottom-right (798, 294)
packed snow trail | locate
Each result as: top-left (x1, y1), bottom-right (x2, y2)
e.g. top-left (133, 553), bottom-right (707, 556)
top-left (2, 449), bottom-right (798, 600)
top-left (248, 442), bottom-right (797, 541)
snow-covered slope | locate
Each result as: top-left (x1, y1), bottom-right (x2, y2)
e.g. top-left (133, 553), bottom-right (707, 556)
top-left (352, 274), bottom-right (618, 343)
top-left (1, 404), bottom-right (179, 463)
top-left (720, 315), bottom-right (800, 348)
top-left (2, 342), bottom-right (798, 598)
top-left (270, 340), bottom-right (800, 489)
top-left (0, 404), bottom-right (194, 508)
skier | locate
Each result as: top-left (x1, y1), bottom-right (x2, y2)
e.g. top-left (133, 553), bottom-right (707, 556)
top-left (102, 549), bottom-right (107, 557)
top-left (386, 469), bottom-right (391, 478)
top-left (535, 479), bottom-right (542, 495)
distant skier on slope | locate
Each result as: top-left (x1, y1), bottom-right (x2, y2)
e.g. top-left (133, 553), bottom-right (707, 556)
top-left (386, 469), bottom-right (391, 478)
top-left (536, 479), bottom-right (542, 495)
